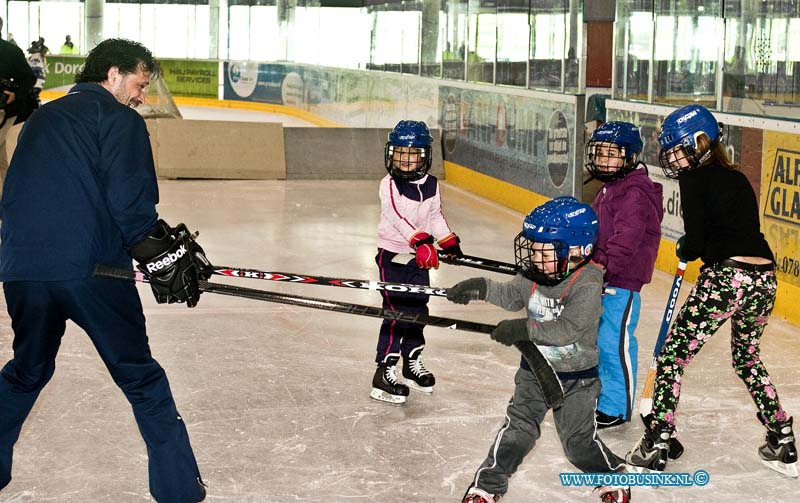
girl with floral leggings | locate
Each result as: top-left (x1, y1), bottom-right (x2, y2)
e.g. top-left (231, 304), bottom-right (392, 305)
top-left (626, 104), bottom-right (797, 478)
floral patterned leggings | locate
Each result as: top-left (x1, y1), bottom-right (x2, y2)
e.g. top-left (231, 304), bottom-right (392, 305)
top-left (651, 263), bottom-right (788, 428)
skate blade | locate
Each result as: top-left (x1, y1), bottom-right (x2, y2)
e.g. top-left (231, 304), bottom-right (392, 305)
top-left (761, 458), bottom-right (799, 478)
top-left (405, 380), bottom-right (433, 394)
top-left (369, 388), bottom-right (407, 404)
top-left (624, 463), bottom-right (665, 475)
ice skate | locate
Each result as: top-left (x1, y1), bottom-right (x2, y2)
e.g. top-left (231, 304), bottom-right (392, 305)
top-left (596, 411), bottom-right (626, 429)
top-left (462, 486), bottom-right (501, 503)
top-left (759, 417), bottom-right (799, 478)
top-left (402, 346), bottom-right (435, 394)
top-left (594, 485), bottom-right (630, 503)
top-left (370, 354), bottom-right (409, 404)
top-left (626, 414), bottom-right (673, 472)
top-left (668, 435), bottom-right (684, 460)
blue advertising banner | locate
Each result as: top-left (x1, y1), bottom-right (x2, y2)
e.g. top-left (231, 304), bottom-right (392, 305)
top-left (223, 61), bottom-right (305, 106)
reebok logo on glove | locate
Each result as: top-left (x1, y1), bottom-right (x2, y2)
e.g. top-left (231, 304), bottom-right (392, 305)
top-left (146, 245), bottom-right (188, 273)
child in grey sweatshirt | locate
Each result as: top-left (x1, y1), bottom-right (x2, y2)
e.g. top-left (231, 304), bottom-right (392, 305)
top-left (448, 197), bottom-right (629, 503)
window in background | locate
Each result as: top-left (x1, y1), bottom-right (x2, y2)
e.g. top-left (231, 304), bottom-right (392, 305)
top-left (318, 7), bottom-right (371, 69)
top-left (651, 1), bottom-right (721, 108)
top-left (723, 0), bottom-right (800, 118)
top-left (529, 12), bottom-right (567, 90)
top-left (466, 2), bottom-right (496, 84)
top-left (496, 4), bottom-right (528, 87)
top-left (613, 2), bottom-right (653, 102)
top-left (248, 6), bottom-right (280, 62)
top-left (441, 0), bottom-right (468, 80)
top-left (371, 8), bottom-right (421, 74)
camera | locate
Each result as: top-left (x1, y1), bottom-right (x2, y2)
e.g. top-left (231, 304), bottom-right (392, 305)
top-left (0, 78), bottom-right (19, 110)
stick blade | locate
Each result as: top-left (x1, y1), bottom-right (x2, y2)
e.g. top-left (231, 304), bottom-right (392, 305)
top-left (514, 341), bottom-right (564, 409)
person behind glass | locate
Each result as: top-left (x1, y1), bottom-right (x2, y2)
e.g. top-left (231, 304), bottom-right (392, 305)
top-left (0, 16), bottom-right (36, 193)
top-left (370, 120), bottom-right (464, 405)
top-left (626, 104), bottom-right (797, 478)
top-left (584, 122), bottom-right (663, 429)
top-left (0, 39), bottom-right (210, 501)
top-left (26, 37), bottom-right (48, 106)
top-left (60, 34), bottom-right (76, 54)
top-left (447, 197), bottom-right (629, 503)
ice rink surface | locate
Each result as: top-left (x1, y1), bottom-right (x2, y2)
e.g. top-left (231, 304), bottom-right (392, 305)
top-left (0, 108), bottom-right (798, 503)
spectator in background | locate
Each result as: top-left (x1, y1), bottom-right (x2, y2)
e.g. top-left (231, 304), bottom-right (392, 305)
top-left (7, 33), bottom-right (18, 47)
top-left (26, 37), bottom-right (48, 107)
top-left (60, 34), bottom-right (76, 54)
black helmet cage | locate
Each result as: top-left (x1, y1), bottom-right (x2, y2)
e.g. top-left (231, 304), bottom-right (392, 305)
top-left (584, 140), bottom-right (637, 182)
top-left (659, 124), bottom-right (724, 179)
top-left (514, 232), bottom-right (585, 286)
top-left (384, 143), bottom-right (433, 181)
top-left (658, 133), bottom-right (717, 179)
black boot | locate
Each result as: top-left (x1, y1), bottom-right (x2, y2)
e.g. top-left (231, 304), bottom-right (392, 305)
top-left (626, 414), bottom-right (673, 472)
top-left (370, 354), bottom-right (409, 404)
top-left (759, 417), bottom-right (799, 478)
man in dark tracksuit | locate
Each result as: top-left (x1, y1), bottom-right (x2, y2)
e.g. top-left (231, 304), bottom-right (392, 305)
top-left (0, 39), bottom-right (207, 502)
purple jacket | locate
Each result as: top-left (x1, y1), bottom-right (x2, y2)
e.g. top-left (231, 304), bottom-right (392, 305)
top-left (592, 167), bottom-right (663, 292)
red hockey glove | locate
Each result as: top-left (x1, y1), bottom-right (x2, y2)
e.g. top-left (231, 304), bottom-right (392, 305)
top-left (409, 231), bottom-right (439, 269)
top-left (438, 232), bottom-right (463, 259)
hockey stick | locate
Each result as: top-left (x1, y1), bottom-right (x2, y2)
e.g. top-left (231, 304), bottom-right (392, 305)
top-left (638, 261), bottom-right (687, 416)
top-left (438, 252), bottom-right (519, 276)
top-left (94, 265), bottom-right (564, 409)
top-left (212, 266), bottom-right (448, 297)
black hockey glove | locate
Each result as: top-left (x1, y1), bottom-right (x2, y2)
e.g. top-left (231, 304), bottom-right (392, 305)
top-left (490, 318), bottom-right (530, 347)
top-left (446, 278), bottom-right (488, 305)
top-left (172, 222), bottom-right (213, 280)
top-left (130, 219), bottom-right (210, 308)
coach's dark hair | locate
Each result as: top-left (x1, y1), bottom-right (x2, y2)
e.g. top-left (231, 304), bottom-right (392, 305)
top-left (75, 38), bottom-right (159, 83)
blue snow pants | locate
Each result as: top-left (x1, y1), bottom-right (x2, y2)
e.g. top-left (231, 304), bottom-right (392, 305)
top-left (596, 287), bottom-right (640, 421)
top-left (0, 277), bottom-right (204, 502)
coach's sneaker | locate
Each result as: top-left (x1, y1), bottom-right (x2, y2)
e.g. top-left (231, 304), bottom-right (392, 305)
top-left (370, 354), bottom-right (409, 404)
top-left (595, 485), bottom-right (630, 502)
top-left (759, 417), bottom-right (799, 478)
top-left (626, 414), bottom-right (673, 472)
top-left (462, 486), bottom-right (501, 503)
top-left (402, 346), bottom-right (435, 393)
top-left (196, 477), bottom-right (207, 502)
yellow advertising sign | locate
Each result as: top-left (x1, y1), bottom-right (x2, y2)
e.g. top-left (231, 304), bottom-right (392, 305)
top-left (762, 132), bottom-right (800, 286)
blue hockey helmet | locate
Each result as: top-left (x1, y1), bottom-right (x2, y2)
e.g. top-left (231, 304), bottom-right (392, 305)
top-left (514, 196), bottom-right (598, 285)
top-left (385, 120), bottom-right (434, 181)
top-left (584, 121), bottom-right (643, 182)
top-left (658, 104), bottom-right (722, 179)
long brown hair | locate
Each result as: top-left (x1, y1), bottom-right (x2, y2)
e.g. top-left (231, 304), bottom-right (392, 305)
top-left (696, 133), bottom-right (738, 170)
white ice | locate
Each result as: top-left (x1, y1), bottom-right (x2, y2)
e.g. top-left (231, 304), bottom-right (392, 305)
top-left (0, 106), bottom-right (797, 503)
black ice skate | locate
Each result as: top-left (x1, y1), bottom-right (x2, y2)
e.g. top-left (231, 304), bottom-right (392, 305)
top-left (596, 411), bottom-right (626, 429)
top-left (402, 346), bottom-right (435, 394)
top-left (626, 414), bottom-right (673, 472)
top-left (594, 485), bottom-right (630, 503)
top-left (370, 354), bottom-right (409, 404)
top-left (462, 486), bottom-right (501, 503)
top-left (759, 417), bottom-right (799, 478)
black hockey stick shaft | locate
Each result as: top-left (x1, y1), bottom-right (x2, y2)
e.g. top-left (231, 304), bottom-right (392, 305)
top-left (94, 265), bottom-right (492, 333)
top-left (95, 265), bottom-right (564, 409)
top-left (212, 266), bottom-right (448, 297)
top-left (438, 252), bottom-right (519, 276)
